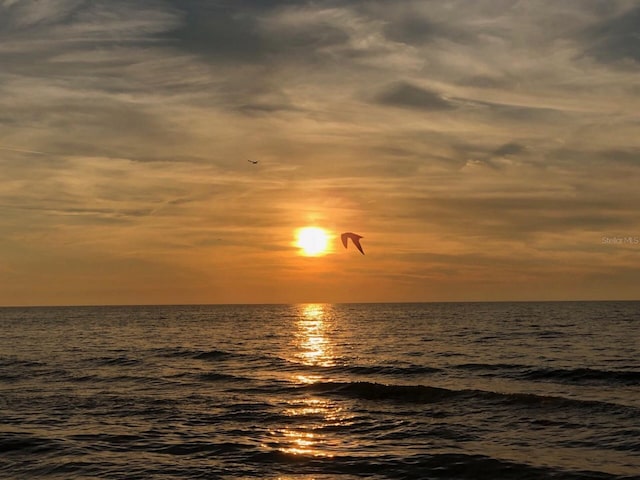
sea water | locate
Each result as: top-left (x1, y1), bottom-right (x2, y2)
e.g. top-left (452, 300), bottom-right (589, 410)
top-left (1, 302), bottom-right (638, 479)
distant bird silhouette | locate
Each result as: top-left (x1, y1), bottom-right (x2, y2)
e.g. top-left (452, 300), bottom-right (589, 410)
top-left (341, 232), bottom-right (365, 255)
top-left (248, 159), bottom-right (259, 164)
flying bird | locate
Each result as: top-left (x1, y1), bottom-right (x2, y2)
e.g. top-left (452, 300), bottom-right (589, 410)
top-left (341, 232), bottom-right (365, 255)
top-left (247, 159), bottom-right (259, 164)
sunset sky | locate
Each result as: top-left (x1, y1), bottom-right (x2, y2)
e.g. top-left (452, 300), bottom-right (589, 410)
top-left (1, 0), bottom-right (639, 305)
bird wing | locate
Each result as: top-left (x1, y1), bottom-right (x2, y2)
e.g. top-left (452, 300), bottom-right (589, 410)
top-left (352, 236), bottom-right (365, 255)
top-left (341, 232), bottom-right (365, 254)
top-left (341, 232), bottom-right (349, 248)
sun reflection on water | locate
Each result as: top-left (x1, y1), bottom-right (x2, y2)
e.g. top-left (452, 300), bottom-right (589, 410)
top-left (275, 428), bottom-right (323, 456)
top-left (269, 395), bottom-right (349, 458)
top-left (266, 304), bottom-right (354, 458)
top-left (296, 304), bottom-right (335, 368)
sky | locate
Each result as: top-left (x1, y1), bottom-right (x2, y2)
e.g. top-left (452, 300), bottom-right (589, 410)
top-left (1, 0), bottom-right (639, 306)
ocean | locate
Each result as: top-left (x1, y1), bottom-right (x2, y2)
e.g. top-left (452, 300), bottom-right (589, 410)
top-left (1, 302), bottom-right (638, 479)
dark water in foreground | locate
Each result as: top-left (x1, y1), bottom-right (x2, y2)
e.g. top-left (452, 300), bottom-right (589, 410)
top-left (1, 302), bottom-right (639, 479)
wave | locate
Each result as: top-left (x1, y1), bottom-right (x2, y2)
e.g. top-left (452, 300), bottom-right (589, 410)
top-left (153, 441), bottom-right (251, 456)
top-left (455, 363), bottom-right (640, 386)
top-left (154, 347), bottom-right (241, 361)
top-left (90, 356), bottom-right (142, 367)
top-left (520, 367), bottom-right (640, 385)
top-left (296, 381), bottom-right (639, 416)
top-left (0, 357), bottom-right (46, 369)
top-left (157, 349), bottom-right (439, 379)
top-left (301, 381), bottom-right (461, 403)
top-left (0, 357), bottom-right (64, 380)
top-left (248, 450), bottom-right (624, 480)
top-left (0, 433), bottom-right (59, 454)
top-left (197, 372), bottom-right (248, 383)
top-left (333, 364), bottom-right (441, 376)
top-left (0, 372), bottom-right (21, 382)
top-left (455, 362), bottom-right (525, 371)
top-left (193, 350), bottom-right (238, 361)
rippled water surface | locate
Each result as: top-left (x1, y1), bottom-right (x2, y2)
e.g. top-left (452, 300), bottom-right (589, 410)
top-left (1, 302), bottom-right (639, 479)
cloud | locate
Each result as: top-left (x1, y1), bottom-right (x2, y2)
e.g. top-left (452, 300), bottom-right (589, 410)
top-left (162, 1), bottom-right (354, 65)
top-left (596, 148), bottom-right (640, 165)
top-left (583, 4), bottom-right (640, 66)
top-left (469, 99), bottom-right (568, 122)
top-left (375, 81), bottom-right (455, 111)
top-left (492, 142), bottom-right (527, 157)
top-left (0, 0), bottom-right (83, 30)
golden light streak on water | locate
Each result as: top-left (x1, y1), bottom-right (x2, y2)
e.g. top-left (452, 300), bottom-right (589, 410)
top-left (295, 304), bottom-right (335, 367)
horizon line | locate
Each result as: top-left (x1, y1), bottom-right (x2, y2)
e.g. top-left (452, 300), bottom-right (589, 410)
top-left (1, 299), bottom-right (639, 309)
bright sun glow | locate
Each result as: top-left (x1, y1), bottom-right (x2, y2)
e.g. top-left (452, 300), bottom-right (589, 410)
top-left (295, 227), bottom-right (330, 256)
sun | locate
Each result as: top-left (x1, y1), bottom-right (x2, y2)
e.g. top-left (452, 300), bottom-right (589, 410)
top-left (295, 227), bottom-right (330, 256)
